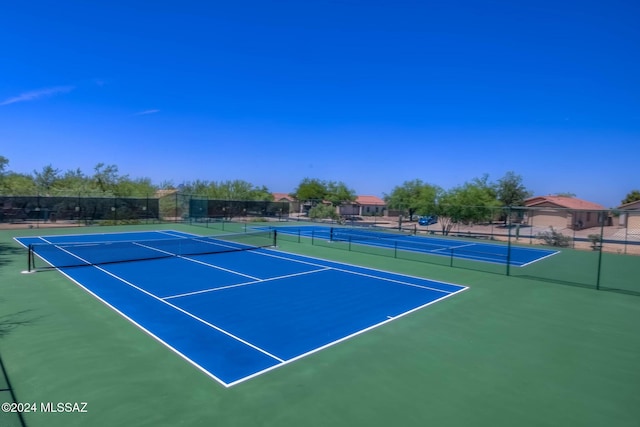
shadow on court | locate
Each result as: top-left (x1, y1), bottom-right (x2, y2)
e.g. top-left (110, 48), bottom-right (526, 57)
top-left (0, 303), bottom-right (42, 427)
top-left (0, 243), bottom-right (25, 269)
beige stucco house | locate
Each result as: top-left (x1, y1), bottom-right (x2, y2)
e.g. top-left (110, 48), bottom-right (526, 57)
top-left (337, 195), bottom-right (387, 217)
top-left (524, 195), bottom-right (607, 230)
top-left (616, 199), bottom-right (640, 232)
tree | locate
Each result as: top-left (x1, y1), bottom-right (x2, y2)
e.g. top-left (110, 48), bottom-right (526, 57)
top-left (1, 173), bottom-right (37, 195)
top-left (621, 190), bottom-right (640, 205)
top-left (0, 155), bottom-right (8, 175)
top-left (214, 180), bottom-right (273, 201)
top-left (496, 171), bottom-right (531, 207)
top-left (113, 177), bottom-right (157, 197)
top-left (554, 192), bottom-right (576, 198)
top-left (325, 181), bottom-right (356, 207)
top-left (55, 168), bottom-right (91, 195)
top-left (384, 179), bottom-right (441, 221)
top-left (178, 179), bottom-right (271, 201)
top-left (93, 163), bottom-right (121, 194)
top-left (291, 178), bottom-right (328, 205)
top-left (33, 164), bottom-right (61, 194)
top-left (435, 175), bottom-right (501, 235)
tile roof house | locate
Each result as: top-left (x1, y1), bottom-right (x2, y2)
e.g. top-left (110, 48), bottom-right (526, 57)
top-left (338, 195), bottom-right (386, 217)
top-left (272, 193), bottom-right (300, 214)
top-left (524, 195), bottom-right (607, 230)
top-left (616, 199), bottom-right (640, 232)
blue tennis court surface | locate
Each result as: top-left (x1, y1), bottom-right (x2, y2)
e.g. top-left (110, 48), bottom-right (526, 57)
top-left (14, 230), bottom-right (467, 387)
top-left (264, 225), bottom-right (558, 266)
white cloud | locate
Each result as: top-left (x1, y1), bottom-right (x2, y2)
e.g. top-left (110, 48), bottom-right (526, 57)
top-left (0, 85), bottom-right (75, 106)
top-left (133, 109), bottom-right (160, 116)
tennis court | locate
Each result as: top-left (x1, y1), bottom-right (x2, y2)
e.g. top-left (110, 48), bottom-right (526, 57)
top-left (14, 230), bottom-right (466, 387)
top-left (265, 225), bottom-right (558, 266)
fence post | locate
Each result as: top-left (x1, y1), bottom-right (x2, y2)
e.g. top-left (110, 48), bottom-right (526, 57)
top-left (596, 215), bottom-right (605, 290)
top-left (175, 191), bottom-right (178, 223)
top-left (506, 206), bottom-right (512, 276)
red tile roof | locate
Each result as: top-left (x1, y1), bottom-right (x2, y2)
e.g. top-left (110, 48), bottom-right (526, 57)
top-left (355, 195), bottom-right (386, 206)
top-left (272, 192), bottom-right (295, 202)
top-left (525, 196), bottom-right (605, 210)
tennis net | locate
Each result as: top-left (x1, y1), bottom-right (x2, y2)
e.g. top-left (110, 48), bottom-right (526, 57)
top-left (28, 230), bottom-right (276, 271)
top-left (330, 227), bottom-right (411, 242)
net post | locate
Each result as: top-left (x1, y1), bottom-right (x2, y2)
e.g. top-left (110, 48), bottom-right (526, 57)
top-left (28, 244), bottom-right (32, 272)
top-left (272, 230), bottom-right (277, 247)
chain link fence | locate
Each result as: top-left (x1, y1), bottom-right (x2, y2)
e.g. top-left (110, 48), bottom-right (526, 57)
top-left (279, 205), bottom-right (640, 296)
top-left (0, 195), bottom-right (159, 227)
top-left (161, 194), bottom-right (290, 223)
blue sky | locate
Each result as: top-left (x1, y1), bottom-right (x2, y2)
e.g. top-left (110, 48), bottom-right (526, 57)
top-left (1, 0), bottom-right (638, 207)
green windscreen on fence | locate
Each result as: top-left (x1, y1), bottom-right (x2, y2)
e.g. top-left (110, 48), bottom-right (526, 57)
top-left (0, 196), bottom-right (159, 224)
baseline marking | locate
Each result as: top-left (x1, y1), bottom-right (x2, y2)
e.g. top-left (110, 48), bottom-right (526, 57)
top-left (225, 285), bottom-right (468, 387)
top-left (518, 250), bottom-right (560, 267)
top-left (46, 243), bottom-right (285, 363)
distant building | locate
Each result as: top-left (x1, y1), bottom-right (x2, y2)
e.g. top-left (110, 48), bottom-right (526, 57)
top-left (616, 200), bottom-right (640, 233)
top-left (524, 195), bottom-right (607, 230)
top-left (272, 193), bottom-right (300, 214)
top-left (338, 195), bottom-right (387, 217)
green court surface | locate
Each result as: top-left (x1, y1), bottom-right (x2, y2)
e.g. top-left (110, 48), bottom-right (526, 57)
top-left (1, 223), bottom-right (639, 427)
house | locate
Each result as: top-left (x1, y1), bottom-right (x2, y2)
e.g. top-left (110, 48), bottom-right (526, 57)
top-left (338, 195), bottom-right (386, 217)
top-left (616, 200), bottom-right (640, 232)
top-left (272, 193), bottom-right (300, 214)
top-left (524, 195), bottom-right (607, 230)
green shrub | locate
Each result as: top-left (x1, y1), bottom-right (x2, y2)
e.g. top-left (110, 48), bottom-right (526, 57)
top-left (536, 227), bottom-right (572, 247)
top-left (309, 204), bottom-right (339, 220)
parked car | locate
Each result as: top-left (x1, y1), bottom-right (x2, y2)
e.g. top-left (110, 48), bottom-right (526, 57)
top-left (418, 215), bottom-right (438, 226)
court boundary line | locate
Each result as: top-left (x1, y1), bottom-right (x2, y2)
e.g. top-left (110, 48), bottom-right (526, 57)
top-left (518, 249), bottom-right (560, 267)
top-left (40, 243), bottom-right (286, 365)
top-left (251, 249), bottom-right (456, 294)
top-left (16, 229), bottom-right (197, 246)
top-left (273, 226), bottom-right (559, 267)
top-left (162, 267), bottom-right (331, 300)
top-left (45, 267), bottom-right (237, 387)
top-left (15, 231), bottom-right (469, 388)
top-left (132, 241), bottom-right (262, 280)
top-left (262, 245), bottom-right (469, 290)
top-left (225, 286), bottom-right (468, 387)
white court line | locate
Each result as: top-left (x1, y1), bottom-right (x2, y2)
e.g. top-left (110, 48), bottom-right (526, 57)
top-left (36, 260), bottom-right (234, 387)
top-left (132, 242), bottom-right (261, 280)
top-left (249, 249), bottom-right (454, 294)
top-left (163, 267), bottom-right (331, 300)
top-left (518, 250), bottom-right (560, 267)
top-left (158, 230), bottom-right (193, 238)
top-left (45, 244), bottom-right (285, 364)
top-left (259, 246), bottom-right (469, 290)
top-left (225, 285), bottom-right (468, 387)
top-left (21, 231), bottom-right (469, 387)
top-left (429, 243), bottom-right (477, 252)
